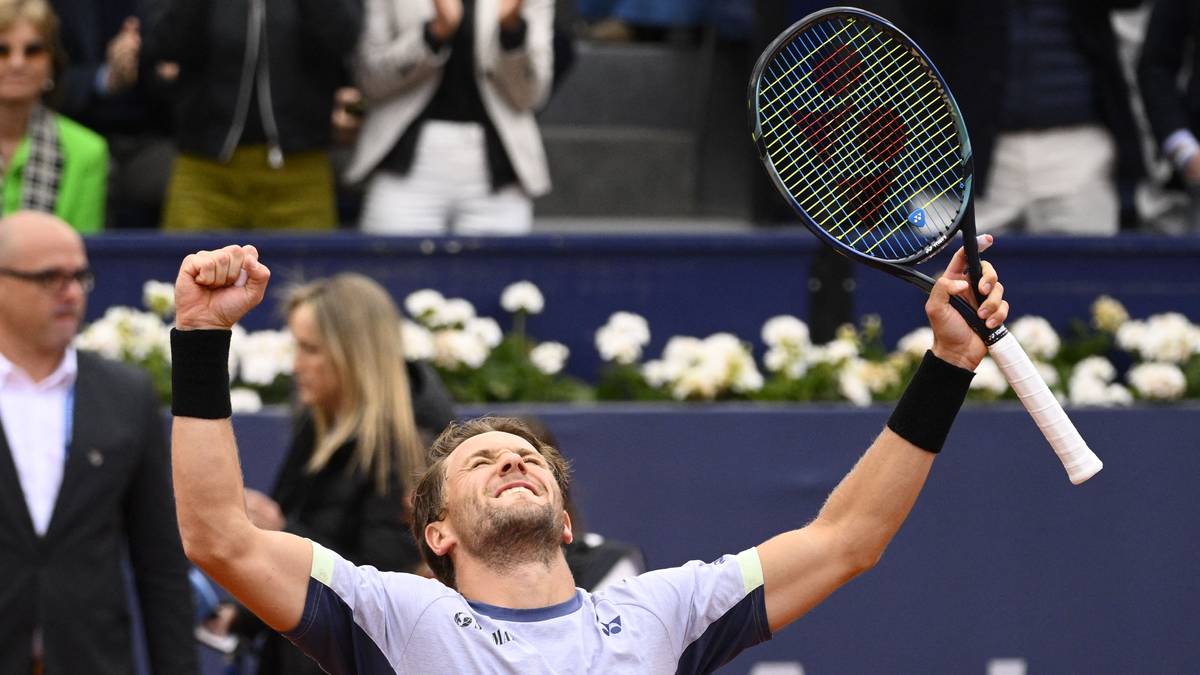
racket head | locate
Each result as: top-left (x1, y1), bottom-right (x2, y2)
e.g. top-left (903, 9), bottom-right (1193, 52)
top-left (749, 7), bottom-right (974, 268)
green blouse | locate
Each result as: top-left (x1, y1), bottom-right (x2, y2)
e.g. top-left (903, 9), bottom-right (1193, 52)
top-left (3, 113), bottom-right (108, 234)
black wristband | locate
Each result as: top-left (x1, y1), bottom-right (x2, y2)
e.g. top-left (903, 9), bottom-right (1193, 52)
top-left (886, 350), bottom-right (975, 454)
top-left (170, 328), bottom-right (232, 419)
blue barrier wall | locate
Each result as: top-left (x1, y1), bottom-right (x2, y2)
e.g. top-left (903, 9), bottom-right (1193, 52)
top-left (200, 403), bottom-right (1200, 674)
top-left (85, 233), bottom-right (1200, 380)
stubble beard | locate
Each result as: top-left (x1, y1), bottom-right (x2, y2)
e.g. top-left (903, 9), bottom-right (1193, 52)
top-left (457, 499), bottom-right (564, 573)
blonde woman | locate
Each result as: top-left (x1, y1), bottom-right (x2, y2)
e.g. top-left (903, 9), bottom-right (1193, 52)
top-left (228, 273), bottom-right (455, 675)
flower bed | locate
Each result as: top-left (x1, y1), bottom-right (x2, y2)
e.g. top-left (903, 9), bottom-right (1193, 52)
top-left (77, 281), bottom-right (1200, 411)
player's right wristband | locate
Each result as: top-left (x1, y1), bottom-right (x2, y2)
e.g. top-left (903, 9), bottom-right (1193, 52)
top-left (886, 350), bottom-right (975, 454)
top-left (170, 328), bottom-right (232, 419)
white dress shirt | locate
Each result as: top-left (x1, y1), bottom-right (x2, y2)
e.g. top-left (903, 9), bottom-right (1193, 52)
top-left (0, 348), bottom-right (77, 536)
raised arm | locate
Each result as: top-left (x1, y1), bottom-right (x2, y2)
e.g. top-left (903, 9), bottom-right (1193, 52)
top-left (757, 239), bottom-right (1007, 633)
top-left (171, 245), bottom-right (312, 632)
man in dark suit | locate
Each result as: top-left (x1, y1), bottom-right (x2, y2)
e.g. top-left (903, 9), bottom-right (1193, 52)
top-left (0, 211), bottom-right (197, 674)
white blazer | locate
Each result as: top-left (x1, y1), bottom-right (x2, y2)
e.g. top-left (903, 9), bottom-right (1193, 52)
top-left (347, 0), bottom-right (553, 197)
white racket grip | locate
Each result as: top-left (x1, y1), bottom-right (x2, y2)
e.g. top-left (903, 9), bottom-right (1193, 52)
top-left (987, 332), bottom-right (1102, 484)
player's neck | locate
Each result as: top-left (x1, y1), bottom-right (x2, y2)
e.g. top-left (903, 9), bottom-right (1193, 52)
top-left (455, 550), bottom-right (577, 609)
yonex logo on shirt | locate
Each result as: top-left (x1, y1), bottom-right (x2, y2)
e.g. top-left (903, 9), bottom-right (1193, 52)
top-left (600, 616), bottom-right (622, 636)
top-left (454, 612), bottom-right (474, 628)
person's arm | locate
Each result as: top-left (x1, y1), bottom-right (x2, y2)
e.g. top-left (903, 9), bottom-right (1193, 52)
top-left (124, 369), bottom-right (199, 674)
top-left (757, 239), bottom-right (1007, 633)
top-left (487, 0), bottom-right (554, 111)
top-left (1137, 0), bottom-right (1197, 175)
top-left (355, 0), bottom-right (453, 101)
top-left (171, 245), bottom-right (312, 632)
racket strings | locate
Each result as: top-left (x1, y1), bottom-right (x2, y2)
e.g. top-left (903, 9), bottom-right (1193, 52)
top-left (772, 25), bottom-right (957, 234)
top-left (772, 29), bottom-right (961, 256)
top-left (755, 16), bottom-right (968, 261)
top-left (764, 31), bottom-right (957, 250)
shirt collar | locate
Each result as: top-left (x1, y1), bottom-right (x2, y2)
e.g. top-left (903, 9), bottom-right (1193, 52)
top-left (0, 347), bottom-right (78, 390)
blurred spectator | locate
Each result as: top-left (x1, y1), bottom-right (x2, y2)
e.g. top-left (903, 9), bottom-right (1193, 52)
top-left (893, 0), bottom-right (1145, 235)
top-left (143, 0), bottom-right (361, 231)
top-left (0, 211), bottom-right (195, 674)
top-left (348, 0), bottom-right (554, 235)
top-left (0, 0), bottom-right (107, 233)
top-left (218, 274), bottom-right (456, 675)
top-left (1138, 0), bottom-right (1200, 233)
top-left (52, 0), bottom-right (175, 229)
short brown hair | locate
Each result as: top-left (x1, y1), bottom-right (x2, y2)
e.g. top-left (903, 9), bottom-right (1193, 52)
top-left (410, 417), bottom-right (571, 588)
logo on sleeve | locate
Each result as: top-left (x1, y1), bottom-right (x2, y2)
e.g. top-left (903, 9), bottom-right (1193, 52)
top-left (453, 612), bottom-right (475, 628)
top-left (600, 615), bottom-right (623, 636)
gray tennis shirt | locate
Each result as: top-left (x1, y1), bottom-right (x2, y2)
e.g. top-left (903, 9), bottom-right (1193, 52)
top-left (283, 541), bottom-right (771, 674)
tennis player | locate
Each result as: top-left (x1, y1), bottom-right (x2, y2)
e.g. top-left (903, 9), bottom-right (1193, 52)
top-left (170, 239), bottom-right (1006, 673)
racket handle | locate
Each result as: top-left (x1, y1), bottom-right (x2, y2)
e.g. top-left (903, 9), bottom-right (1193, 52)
top-left (987, 332), bottom-right (1103, 485)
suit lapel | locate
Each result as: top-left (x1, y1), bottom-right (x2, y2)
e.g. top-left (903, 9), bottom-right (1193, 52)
top-left (43, 354), bottom-right (104, 542)
top-left (0, 418), bottom-right (37, 544)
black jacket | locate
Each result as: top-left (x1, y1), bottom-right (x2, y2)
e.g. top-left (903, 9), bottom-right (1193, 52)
top-left (0, 352), bottom-right (197, 675)
top-left (1138, 0), bottom-right (1200, 155)
top-left (143, 0), bottom-right (361, 160)
top-left (235, 361), bottom-right (455, 675)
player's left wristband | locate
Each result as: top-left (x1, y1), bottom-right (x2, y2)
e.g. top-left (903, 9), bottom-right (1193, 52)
top-left (170, 328), bottom-right (232, 419)
top-left (886, 350), bottom-right (975, 454)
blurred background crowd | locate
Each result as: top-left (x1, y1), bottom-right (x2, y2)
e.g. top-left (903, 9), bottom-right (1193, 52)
top-left (10, 0), bottom-right (1200, 237)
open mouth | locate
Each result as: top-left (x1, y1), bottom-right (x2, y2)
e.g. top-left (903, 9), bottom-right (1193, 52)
top-left (494, 482), bottom-right (537, 498)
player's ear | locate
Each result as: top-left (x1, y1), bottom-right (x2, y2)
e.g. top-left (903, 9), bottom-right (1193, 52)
top-left (560, 510), bottom-right (573, 545)
top-left (425, 520), bottom-right (457, 556)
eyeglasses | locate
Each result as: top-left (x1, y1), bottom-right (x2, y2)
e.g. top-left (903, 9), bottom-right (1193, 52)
top-left (0, 266), bottom-right (95, 293)
top-left (0, 42), bottom-right (47, 60)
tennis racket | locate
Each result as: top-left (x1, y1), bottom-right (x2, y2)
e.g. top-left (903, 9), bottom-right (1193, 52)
top-left (748, 6), bottom-right (1102, 484)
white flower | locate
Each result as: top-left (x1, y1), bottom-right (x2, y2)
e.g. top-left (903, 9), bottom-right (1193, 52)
top-left (433, 329), bottom-right (489, 369)
top-left (465, 317), bottom-right (503, 349)
top-left (229, 388), bottom-right (263, 414)
top-left (74, 319), bottom-right (123, 360)
top-left (1091, 295), bottom-right (1129, 333)
top-left (595, 312), bottom-right (651, 365)
top-left (896, 326), bottom-right (934, 360)
top-left (809, 338), bottom-right (858, 365)
top-left (227, 325), bottom-right (247, 376)
top-left (838, 362), bottom-right (873, 407)
top-left (142, 280), bottom-right (175, 318)
top-left (1115, 320), bottom-right (1146, 354)
top-left (1009, 316), bottom-right (1060, 360)
top-left (1127, 362), bottom-right (1187, 400)
top-left (761, 315), bottom-right (810, 348)
top-left (404, 289), bottom-right (445, 324)
top-left (1069, 374), bottom-right (1132, 407)
top-left (400, 320), bottom-right (435, 361)
top-left (646, 333), bottom-right (760, 400)
top-left (530, 342), bottom-right (569, 375)
top-left (764, 346), bottom-right (808, 379)
top-left (970, 357), bottom-right (1008, 395)
top-left (235, 330), bottom-right (295, 386)
top-left (436, 298), bottom-right (477, 328)
top-left (641, 359), bottom-right (672, 388)
top-left (500, 281), bottom-right (545, 315)
top-left (1137, 313), bottom-right (1197, 364)
top-left (1071, 356), bottom-right (1116, 384)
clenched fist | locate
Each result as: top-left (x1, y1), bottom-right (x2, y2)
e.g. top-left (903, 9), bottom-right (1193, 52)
top-left (175, 245), bottom-right (271, 330)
